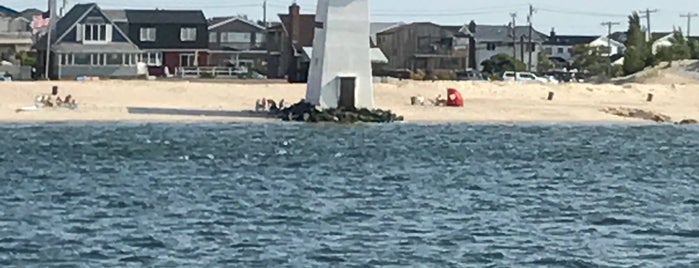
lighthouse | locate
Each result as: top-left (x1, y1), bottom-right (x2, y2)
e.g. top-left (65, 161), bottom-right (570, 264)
top-left (305, 0), bottom-right (374, 109)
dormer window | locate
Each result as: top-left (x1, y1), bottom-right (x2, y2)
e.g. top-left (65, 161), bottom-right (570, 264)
top-left (180, 27), bottom-right (197, 42)
top-left (140, 27), bottom-right (156, 42)
top-left (78, 23), bottom-right (112, 43)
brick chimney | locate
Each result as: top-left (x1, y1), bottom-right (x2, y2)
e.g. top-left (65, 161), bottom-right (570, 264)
top-left (550, 28), bottom-right (556, 38)
top-left (289, 3), bottom-right (301, 44)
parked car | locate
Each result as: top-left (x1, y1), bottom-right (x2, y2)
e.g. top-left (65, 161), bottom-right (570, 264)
top-left (1, 71), bottom-right (12, 81)
top-left (456, 70), bottom-right (487, 81)
top-left (502, 71), bottom-right (549, 83)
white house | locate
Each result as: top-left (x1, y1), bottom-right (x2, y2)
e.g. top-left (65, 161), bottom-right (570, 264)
top-left (651, 32), bottom-right (675, 54)
top-left (543, 29), bottom-right (626, 68)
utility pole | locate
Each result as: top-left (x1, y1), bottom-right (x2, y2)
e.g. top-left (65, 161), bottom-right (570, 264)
top-left (680, 13), bottom-right (698, 37)
top-left (510, 12), bottom-right (517, 79)
top-left (601, 21), bottom-right (621, 77)
top-left (45, 0), bottom-right (57, 80)
top-left (527, 4), bottom-right (536, 72)
top-left (639, 8), bottom-right (659, 42)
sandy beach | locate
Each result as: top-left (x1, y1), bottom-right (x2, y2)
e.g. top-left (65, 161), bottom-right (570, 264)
top-left (1, 78), bottom-right (698, 123)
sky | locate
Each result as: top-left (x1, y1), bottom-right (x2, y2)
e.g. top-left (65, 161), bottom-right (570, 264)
top-left (5, 0), bottom-right (699, 36)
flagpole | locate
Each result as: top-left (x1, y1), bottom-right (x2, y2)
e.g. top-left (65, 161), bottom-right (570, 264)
top-left (44, 0), bottom-right (56, 80)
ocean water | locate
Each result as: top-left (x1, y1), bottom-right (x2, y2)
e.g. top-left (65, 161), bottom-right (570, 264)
top-left (0, 123), bottom-right (698, 267)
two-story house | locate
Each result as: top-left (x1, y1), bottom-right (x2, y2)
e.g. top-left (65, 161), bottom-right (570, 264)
top-left (207, 16), bottom-right (267, 71)
top-left (113, 9), bottom-right (209, 76)
top-left (37, 3), bottom-right (209, 79)
top-left (466, 21), bottom-right (547, 72)
top-left (0, 6), bottom-right (33, 64)
top-left (544, 29), bottom-right (626, 69)
top-left (267, 3), bottom-right (388, 82)
top-left (376, 22), bottom-right (471, 72)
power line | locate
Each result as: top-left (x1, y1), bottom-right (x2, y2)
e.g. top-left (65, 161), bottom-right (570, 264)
top-left (639, 8), bottom-right (659, 42)
top-left (510, 12), bottom-right (517, 76)
top-left (601, 21), bottom-right (621, 76)
top-left (680, 13), bottom-right (698, 37)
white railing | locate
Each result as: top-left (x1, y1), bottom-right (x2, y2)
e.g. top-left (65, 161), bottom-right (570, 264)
top-left (176, 67), bottom-right (250, 78)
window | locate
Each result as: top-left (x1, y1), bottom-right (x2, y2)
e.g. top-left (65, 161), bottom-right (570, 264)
top-left (487, 43), bottom-right (497, 51)
top-left (254, 33), bottom-right (266, 45)
top-left (59, 54), bottom-right (73, 65)
top-left (141, 52), bottom-right (162, 66)
top-left (557, 47), bottom-right (564, 54)
top-left (106, 54), bottom-right (121, 65)
top-left (74, 54), bottom-right (90, 65)
top-left (209, 32), bottom-right (218, 43)
top-left (180, 27), bottom-right (197, 42)
top-left (140, 27), bottom-right (156, 42)
top-left (220, 32), bottom-right (251, 43)
top-left (91, 54), bottom-right (106, 66)
top-left (545, 47), bottom-right (553, 54)
top-left (84, 24), bottom-right (109, 42)
top-left (123, 54), bottom-right (139, 66)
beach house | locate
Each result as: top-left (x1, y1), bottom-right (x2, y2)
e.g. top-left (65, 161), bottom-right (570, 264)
top-left (467, 21), bottom-right (547, 72)
top-left (544, 29), bottom-right (626, 69)
top-left (207, 16), bottom-right (267, 73)
top-left (38, 3), bottom-right (209, 79)
top-left (375, 22), bottom-right (471, 72)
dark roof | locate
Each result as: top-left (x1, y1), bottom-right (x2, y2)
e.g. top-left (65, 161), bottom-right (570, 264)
top-left (651, 32), bottom-right (673, 42)
top-left (279, 14), bottom-right (316, 47)
top-left (124, 10), bottom-right (206, 24)
top-left (610, 53), bottom-right (624, 62)
top-left (472, 25), bottom-right (547, 43)
top-left (56, 3), bottom-right (95, 36)
top-left (0, 5), bottom-right (19, 16)
top-left (544, 35), bottom-right (599, 46)
top-left (609, 32), bottom-right (627, 43)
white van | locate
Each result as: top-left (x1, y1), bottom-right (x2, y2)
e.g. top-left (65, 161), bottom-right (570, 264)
top-left (502, 71), bottom-right (548, 83)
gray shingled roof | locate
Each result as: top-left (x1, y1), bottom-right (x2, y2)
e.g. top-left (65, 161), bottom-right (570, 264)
top-left (370, 22), bottom-right (403, 43)
top-left (56, 3), bottom-right (95, 37)
top-left (102, 9), bottom-right (127, 22)
top-left (124, 10), bottom-right (206, 24)
top-left (544, 35), bottom-right (599, 46)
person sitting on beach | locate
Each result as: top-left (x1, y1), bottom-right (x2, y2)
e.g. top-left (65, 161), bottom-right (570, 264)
top-left (267, 99), bottom-right (279, 113)
top-left (279, 99), bottom-right (286, 110)
top-left (56, 96), bottom-right (64, 107)
top-left (261, 98), bottom-right (268, 111)
top-left (433, 94), bottom-right (447, 106)
top-left (255, 99), bottom-right (264, 112)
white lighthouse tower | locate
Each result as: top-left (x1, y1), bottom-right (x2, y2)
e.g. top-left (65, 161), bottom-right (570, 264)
top-left (305, 0), bottom-right (374, 109)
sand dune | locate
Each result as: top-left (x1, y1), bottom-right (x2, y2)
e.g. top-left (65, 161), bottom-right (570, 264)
top-left (1, 79), bottom-right (698, 123)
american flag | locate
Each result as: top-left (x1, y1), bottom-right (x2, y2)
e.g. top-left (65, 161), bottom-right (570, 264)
top-left (31, 11), bottom-right (50, 33)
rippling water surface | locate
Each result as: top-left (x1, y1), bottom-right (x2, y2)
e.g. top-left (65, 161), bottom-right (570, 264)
top-left (1, 123), bottom-right (698, 267)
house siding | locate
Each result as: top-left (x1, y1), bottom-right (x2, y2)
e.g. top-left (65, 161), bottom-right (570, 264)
top-left (59, 65), bottom-right (138, 78)
top-left (209, 20), bottom-right (265, 51)
top-left (377, 23), bottom-right (468, 71)
top-left (128, 24), bottom-right (208, 49)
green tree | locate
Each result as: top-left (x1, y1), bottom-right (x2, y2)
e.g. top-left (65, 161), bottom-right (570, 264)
top-left (689, 40), bottom-right (699, 59)
top-left (570, 44), bottom-right (609, 77)
top-left (481, 53), bottom-right (526, 77)
top-left (537, 50), bottom-right (554, 73)
top-left (670, 29), bottom-right (691, 60)
top-left (623, 12), bottom-right (648, 75)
